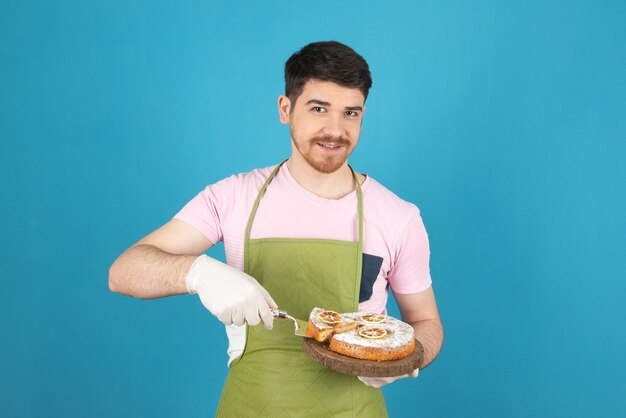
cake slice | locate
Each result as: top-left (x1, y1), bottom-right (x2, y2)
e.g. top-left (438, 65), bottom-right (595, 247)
top-left (304, 307), bottom-right (357, 342)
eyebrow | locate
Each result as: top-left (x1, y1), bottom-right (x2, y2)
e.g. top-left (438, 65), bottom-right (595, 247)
top-left (305, 99), bottom-right (363, 112)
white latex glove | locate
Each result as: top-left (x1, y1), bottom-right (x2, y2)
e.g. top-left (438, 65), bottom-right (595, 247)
top-left (186, 255), bottom-right (277, 329)
top-left (358, 368), bottom-right (419, 388)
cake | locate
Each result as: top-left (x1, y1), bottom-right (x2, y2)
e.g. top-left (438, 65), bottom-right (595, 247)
top-left (305, 307), bottom-right (416, 361)
top-left (305, 307), bottom-right (358, 342)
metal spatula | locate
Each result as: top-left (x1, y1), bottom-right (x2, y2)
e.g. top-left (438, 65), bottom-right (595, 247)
top-left (272, 309), bottom-right (309, 337)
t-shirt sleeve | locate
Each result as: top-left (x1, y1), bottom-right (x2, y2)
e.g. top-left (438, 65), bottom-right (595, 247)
top-left (387, 208), bottom-right (433, 294)
top-left (173, 181), bottom-right (229, 244)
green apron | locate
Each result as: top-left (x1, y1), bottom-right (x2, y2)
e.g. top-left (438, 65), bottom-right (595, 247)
top-left (216, 162), bottom-right (388, 417)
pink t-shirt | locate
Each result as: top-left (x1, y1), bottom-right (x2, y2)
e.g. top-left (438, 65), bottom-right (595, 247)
top-left (175, 163), bottom-right (432, 364)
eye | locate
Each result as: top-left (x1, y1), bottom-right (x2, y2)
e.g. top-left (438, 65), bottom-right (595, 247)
top-left (345, 111), bottom-right (359, 117)
top-left (312, 106), bottom-right (326, 113)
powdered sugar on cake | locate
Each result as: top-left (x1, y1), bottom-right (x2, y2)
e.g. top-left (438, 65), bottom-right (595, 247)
top-left (309, 307), bottom-right (356, 330)
top-left (333, 312), bottom-right (414, 349)
top-left (306, 307), bottom-right (415, 360)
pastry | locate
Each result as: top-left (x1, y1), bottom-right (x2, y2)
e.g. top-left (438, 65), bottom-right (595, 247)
top-left (306, 307), bottom-right (416, 361)
top-left (304, 307), bottom-right (357, 342)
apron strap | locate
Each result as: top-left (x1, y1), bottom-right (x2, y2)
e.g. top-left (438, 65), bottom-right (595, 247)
top-left (244, 160), bottom-right (364, 306)
top-left (243, 161), bottom-right (285, 273)
top-left (351, 166), bottom-right (364, 309)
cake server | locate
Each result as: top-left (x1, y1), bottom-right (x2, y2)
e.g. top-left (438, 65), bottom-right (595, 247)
top-left (272, 309), bottom-right (309, 337)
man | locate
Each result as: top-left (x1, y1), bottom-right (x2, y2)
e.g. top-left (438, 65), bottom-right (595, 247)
top-left (110, 41), bottom-right (443, 417)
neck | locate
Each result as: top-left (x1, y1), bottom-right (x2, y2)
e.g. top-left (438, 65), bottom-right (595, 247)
top-left (286, 156), bottom-right (359, 200)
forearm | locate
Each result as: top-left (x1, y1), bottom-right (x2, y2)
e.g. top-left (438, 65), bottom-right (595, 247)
top-left (109, 244), bottom-right (196, 299)
top-left (412, 319), bottom-right (444, 369)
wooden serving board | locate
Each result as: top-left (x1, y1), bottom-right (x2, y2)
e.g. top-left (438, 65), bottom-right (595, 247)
top-left (302, 338), bottom-right (423, 377)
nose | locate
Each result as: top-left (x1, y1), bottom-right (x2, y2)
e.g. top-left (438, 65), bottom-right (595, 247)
top-left (322, 113), bottom-right (345, 138)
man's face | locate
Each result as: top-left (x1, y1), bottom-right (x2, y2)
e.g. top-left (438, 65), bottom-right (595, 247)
top-left (279, 79), bottom-right (366, 174)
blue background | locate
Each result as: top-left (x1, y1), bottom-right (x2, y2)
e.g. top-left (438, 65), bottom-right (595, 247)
top-left (2, 1), bottom-right (625, 417)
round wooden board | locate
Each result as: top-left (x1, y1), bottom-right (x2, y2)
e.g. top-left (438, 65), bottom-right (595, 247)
top-left (302, 338), bottom-right (423, 377)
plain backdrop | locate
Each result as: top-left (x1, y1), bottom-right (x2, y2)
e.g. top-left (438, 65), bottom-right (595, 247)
top-left (1, 1), bottom-right (625, 417)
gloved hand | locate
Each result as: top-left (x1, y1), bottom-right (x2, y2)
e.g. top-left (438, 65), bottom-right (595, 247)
top-left (358, 368), bottom-right (419, 388)
top-left (186, 255), bottom-right (277, 329)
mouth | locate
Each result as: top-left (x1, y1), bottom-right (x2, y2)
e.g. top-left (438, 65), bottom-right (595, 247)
top-left (309, 135), bottom-right (351, 154)
top-left (316, 141), bottom-right (351, 154)
top-left (317, 143), bottom-right (342, 150)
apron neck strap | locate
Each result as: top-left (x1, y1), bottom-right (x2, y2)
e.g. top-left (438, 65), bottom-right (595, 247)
top-left (352, 165), bottom-right (364, 257)
top-left (244, 160), bottom-right (364, 271)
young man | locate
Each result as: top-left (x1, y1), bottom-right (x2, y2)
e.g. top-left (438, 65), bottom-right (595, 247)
top-left (110, 41), bottom-right (443, 417)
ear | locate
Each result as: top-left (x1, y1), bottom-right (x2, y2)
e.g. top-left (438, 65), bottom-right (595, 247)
top-left (278, 95), bottom-right (291, 124)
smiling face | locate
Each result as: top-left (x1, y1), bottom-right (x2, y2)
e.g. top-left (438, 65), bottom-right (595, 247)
top-left (279, 79), bottom-right (366, 174)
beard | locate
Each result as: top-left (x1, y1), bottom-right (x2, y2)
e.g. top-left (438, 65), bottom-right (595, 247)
top-left (291, 130), bottom-right (353, 174)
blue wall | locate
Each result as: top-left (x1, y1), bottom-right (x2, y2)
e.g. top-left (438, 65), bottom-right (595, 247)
top-left (2, 1), bottom-right (625, 417)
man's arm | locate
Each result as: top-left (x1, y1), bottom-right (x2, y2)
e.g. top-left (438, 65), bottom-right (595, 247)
top-left (395, 287), bottom-right (444, 369)
top-left (109, 219), bottom-right (213, 299)
top-left (109, 218), bottom-right (276, 328)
